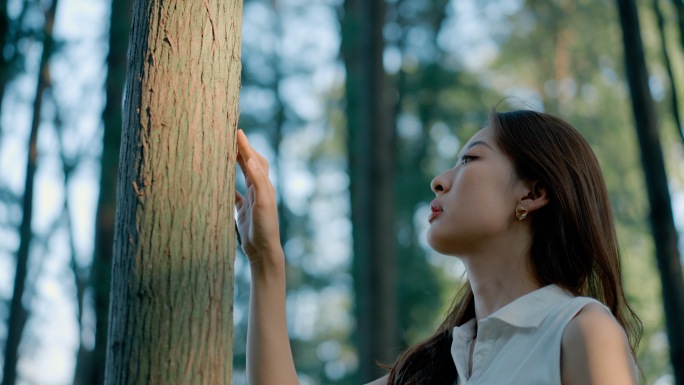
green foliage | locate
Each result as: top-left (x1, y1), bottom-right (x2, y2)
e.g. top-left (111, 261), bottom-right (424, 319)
top-left (233, 0), bottom-right (681, 383)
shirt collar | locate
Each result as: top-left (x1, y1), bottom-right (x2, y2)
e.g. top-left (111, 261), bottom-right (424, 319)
top-left (485, 284), bottom-right (573, 328)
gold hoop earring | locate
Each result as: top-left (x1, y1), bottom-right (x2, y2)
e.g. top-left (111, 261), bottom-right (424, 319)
top-left (515, 206), bottom-right (528, 220)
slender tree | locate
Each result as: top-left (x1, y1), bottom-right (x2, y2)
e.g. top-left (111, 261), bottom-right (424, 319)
top-left (0, 0), bottom-right (29, 124)
top-left (674, 0), bottom-right (684, 51)
top-left (615, 0), bottom-right (684, 383)
top-left (1, 2), bottom-right (59, 384)
top-left (392, 0), bottom-right (462, 347)
top-left (50, 94), bottom-right (91, 385)
top-left (104, 0), bottom-right (242, 384)
top-left (271, 2), bottom-right (288, 255)
top-left (652, 0), bottom-right (684, 143)
top-left (342, 0), bottom-right (398, 381)
top-left (72, 0), bottom-right (134, 384)
top-left (0, 0), bottom-right (18, 116)
top-left (0, 0), bottom-right (11, 112)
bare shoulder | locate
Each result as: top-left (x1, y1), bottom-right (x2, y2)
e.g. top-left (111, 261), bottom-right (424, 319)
top-left (364, 375), bottom-right (388, 385)
top-left (561, 302), bottom-right (636, 385)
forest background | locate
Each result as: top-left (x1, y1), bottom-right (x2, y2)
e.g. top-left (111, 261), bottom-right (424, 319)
top-left (0, 0), bottom-right (683, 384)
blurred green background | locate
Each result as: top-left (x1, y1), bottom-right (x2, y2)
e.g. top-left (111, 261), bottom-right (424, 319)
top-left (0, 0), bottom-right (682, 384)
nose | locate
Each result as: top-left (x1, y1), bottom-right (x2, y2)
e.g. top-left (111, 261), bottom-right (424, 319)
top-left (431, 172), bottom-right (449, 194)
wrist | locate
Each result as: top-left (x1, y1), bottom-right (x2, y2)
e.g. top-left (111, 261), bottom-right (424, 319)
top-left (248, 248), bottom-right (286, 279)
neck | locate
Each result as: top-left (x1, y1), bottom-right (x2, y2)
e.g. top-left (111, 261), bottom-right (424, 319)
top-left (460, 235), bottom-right (541, 321)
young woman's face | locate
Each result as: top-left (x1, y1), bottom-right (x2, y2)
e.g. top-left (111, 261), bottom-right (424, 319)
top-left (426, 126), bottom-right (528, 256)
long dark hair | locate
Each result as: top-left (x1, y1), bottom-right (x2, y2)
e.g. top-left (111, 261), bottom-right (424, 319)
top-left (386, 109), bottom-right (642, 385)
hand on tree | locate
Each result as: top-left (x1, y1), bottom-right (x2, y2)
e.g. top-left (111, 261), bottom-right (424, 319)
top-left (235, 129), bottom-right (283, 267)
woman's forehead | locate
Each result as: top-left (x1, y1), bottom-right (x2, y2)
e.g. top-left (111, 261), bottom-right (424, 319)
top-left (463, 126), bottom-right (494, 148)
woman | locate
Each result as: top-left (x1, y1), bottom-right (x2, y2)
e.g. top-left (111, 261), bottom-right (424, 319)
top-left (234, 109), bottom-right (642, 385)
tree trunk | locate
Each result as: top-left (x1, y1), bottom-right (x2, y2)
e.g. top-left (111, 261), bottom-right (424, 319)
top-left (652, 0), bottom-right (684, 143)
top-left (615, 0), bottom-right (684, 383)
top-left (0, 1), bottom-right (28, 123)
top-left (1, 2), bottom-right (58, 385)
top-left (674, 0), bottom-right (684, 52)
top-left (72, 1), bottom-right (134, 384)
top-left (104, 1), bottom-right (242, 384)
top-left (0, 0), bottom-right (10, 114)
top-left (342, 0), bottom-right (398, 381)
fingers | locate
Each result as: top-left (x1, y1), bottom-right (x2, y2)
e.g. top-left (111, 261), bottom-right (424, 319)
top-left (236, 130), bottom-right (269, 173)
top-left (236, 130), bottom-right (254, 167)
top-left (235, 189), bottom-right (244, 209)
top-left (235, 131), bottom-right (251, 183)
top-left (236, 150), bottom-right (248, 176)
top-left (246, 157), bottom-right (270, 189)
top-left (235, 129), bottom-right (275, 205)
top-left (234, 158), bottom-right (271, 204)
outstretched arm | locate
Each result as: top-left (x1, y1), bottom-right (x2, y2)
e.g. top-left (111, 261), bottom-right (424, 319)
top-left (235, 130), bottom-right (299, 385)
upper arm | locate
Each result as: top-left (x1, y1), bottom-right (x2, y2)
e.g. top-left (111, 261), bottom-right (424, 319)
top-left (561, 302), bottom-right (636, 385)
top-left (364, 375), bottom-right (388, 385)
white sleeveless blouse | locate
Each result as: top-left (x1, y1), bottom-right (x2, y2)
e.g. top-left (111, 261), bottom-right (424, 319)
top-left (450, 285), bottom-right (614, 385)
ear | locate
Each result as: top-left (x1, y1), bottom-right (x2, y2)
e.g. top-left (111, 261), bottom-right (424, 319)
top-left (519, 180), bottom-right (550, 213)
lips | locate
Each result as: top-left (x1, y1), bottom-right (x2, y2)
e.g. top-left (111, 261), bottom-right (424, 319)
top-left (428, 201), bottom-right (443, 223)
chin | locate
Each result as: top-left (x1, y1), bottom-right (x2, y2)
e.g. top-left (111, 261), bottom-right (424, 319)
top-left (426, 228), bottom-right (459, 256)
top-left (427, 225), bottom-right (481, 257)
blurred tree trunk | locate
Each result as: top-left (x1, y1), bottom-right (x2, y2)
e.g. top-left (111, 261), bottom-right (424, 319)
top-left (270, 0), bottom-right (288, 268)
top-left (1, 1), bottom-right (58, 385)
top-left (615, 0), bottom-right (684, 383)
top-left (674, 0), bottom-right (684, 51)
top-left (72, 1), bottom-right (133, 384)
top-left (0, 0), bottom-right (11, 112)
top-left (0, 0), bottom-right (30, 110)
top-left (104, 1), bottom-right (242, 384)
top-left (652, 0), bottom-right (684, 143)
top-left (342, 0), bottom-right (398, 381)
top-left (0, 0), bottom-right (22, 116)
top-left (392, 0), bottom-right (452, 348)
top-left (0, 0), bottom-right (26, 149)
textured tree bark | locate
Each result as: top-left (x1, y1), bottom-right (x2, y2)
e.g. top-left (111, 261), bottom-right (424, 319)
top-left (1, 2), bottom-right (58, 385)
top-left (342, 0), bottom-right (398, 381)
top-left (105, 1), bottom-right (242, 384)
top-left (615, 0), bottom-right (684, 384)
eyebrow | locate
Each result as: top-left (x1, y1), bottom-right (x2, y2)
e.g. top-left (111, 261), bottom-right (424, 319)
top-left (466, 140), bottom-right (494, 150)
